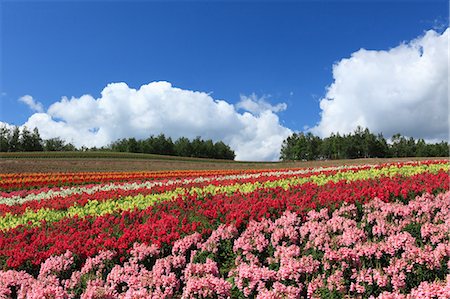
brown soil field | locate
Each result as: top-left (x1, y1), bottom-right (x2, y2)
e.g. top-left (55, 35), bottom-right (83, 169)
top-left (0, 156), bottom-right (447, 173)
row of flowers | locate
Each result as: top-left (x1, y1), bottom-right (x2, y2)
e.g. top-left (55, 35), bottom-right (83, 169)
top-left (1, 191), bottom-right (449, 298)
top-left (0, 168), bottom-right (292, 192)
top-left (0, 165), bottom-right (357, 208)
top-left (1, 160), bottom-right (446, 192)
top-left (0, 169), bottom-right (448, 272)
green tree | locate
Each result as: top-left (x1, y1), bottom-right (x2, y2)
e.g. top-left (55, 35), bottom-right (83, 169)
top-left (151, 134), bottom-right (174, 155)
top-left (405, 137), bottom-right (416, 157)
top-left (330, 133), bottom-right (345, 159)
top-left (203, 139), bottom-right (215, 158)
top-left (280, 133), bottom-right (300, 160)
top-left (63, 142), bottom-right (77, 151)
top-left (191, 136), bottom-right (205, 158)
top-left (280, 128), bottom-right (448, 161)
top-left (427, 141), bottom-right (449, 157)
top-left (390, 133), bottom-right (408, 157)
top-left (0, 125), bottom-right (10, 152)
top-left (372, 133), bottom-right (389, 158)
top-left (280, 132), bottom-right (321, 161)
top-left (174, 137), bottom-right (192, 157)
top-left (213, 141), bottom-right (235, 160)
top-left (30, 128), bottom-right (44, 151)
top-left (415, 139), bottom-right (428, 157)
top-left (44, 137), bottom-right (66, 151)
top-left (110, 138), bottom-right (129, 152)
top-left (345, 126), bottom-right (366, 159)
top-left (127, 138), bottom-right (139, 153)
top-left (319, 136), bottom-right (333, 160)
top-left (9, 126), bottom-right (21, 152)
top-left (140, 138), bottom-right (153, 154)
top-left (20, 127), bottom-right (35, 151)
top-left (292, 133), bottom-right (308, 160)
top-left (305, 132), bottom-right (322, 160)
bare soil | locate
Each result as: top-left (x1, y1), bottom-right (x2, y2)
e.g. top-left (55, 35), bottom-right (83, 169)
top-left (0, 157), bottom-right (446, 173)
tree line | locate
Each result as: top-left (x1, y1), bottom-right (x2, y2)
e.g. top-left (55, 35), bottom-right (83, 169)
top-left (280, 127), bottom-right (449, 161)
top-left (0, 126), bottom-right (235, 160)
top-left (109, 135), bottom-right (235, 160)
top-left (0, 126), bottom-right (77, 152)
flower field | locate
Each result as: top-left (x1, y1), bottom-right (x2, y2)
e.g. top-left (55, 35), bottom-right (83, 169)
top-left (0, 160), bottom-right (449, 298)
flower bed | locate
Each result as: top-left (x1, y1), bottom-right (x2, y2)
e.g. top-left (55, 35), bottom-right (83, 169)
top-left (1, 191), bottom-right (449, 298)
top-left (0, 160), bottom-right (448, 298)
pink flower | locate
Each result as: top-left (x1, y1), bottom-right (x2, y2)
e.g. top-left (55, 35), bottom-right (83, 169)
top-left (172, 233), bottom-right (202, 256)
top-left (38, 250), bottom-right (74, 280)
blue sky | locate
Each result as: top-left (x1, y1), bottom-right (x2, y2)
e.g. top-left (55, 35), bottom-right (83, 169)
top-left (0, 1), bottom-right (448, 160)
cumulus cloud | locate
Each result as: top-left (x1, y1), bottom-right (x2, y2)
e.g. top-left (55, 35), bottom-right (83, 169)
top-left (236, 93), bottom-right (287, 115)
top-left (311, 28), bottom-right (449, 142)
top-left (18, 95), bottom-right (44, 113)
top-left (21, 82), bottom-right (292, 161)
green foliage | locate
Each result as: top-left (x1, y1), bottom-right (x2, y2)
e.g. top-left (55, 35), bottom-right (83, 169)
top-left (402, 222), bottom-right (423, 246)
top-left (8, 126), bottom-right (21, 152)
top-left (192, 250), bottom-right (215, 264)
top-left (30, 128), bottom-right (44, 151)
top-left (0, 126), bottom-right (10, 152)
top-left (192, 239), bottom-right (236, 278)
top-left (230, 281), bottom-right (246, 299)
top-left (0, 125), bottom-right (46, 152)
top-left (302, 247), bottom-right (324, 261)
top-left (404, 261), bottom-right (449, 293)
top-left (0, 125), bottom-right (235, 160)
top-left (280, 126), bottom-right (449, 161)
top-left (44, 137), bottom-right (76, 151)
top-left (354, 200), bottom-right (364, 223)
top-left (213, 141), bottom-right (235, 160)
top-left (280, 132), bottom-right (322, 160)
top-left (174, 137), bottom-right (192, 157)
top-left (110, 134), bottom-right (235, 160)
top-left (216, 239), bottom-right (238, 277)
top-left (318, 288), bottom-right (344, 299)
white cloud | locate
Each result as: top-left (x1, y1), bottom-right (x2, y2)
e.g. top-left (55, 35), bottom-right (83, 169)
top-left (312, 28), bottom-right (449, 142)
top-left (20, 82), bottom-right (292, 161)
top-left (236, 93), bottom-right (287, 115)
top-left (18, 95), bottom-right (44, 113)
